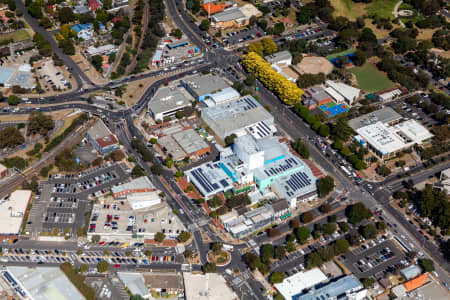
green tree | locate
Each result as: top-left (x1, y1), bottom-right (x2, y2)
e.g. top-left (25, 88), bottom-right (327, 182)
top-left (293, 139), bottom-right (310, 159)
top-left (347, 202), bottom-right (372, 224)
top-left (319, 124), bottom-right (330, 137)
top-left (211, 242), bottom-right (223, 255)
top-left (150, 164), bottom-right (163, 175)
top-left (199, 19), bottom-right (210, 31)
top-left (0, 127), bottom-right (24, 149)
top-left (338, 222), bottom-right (350, 233)
top-left (58, 7), bottom-right (75, 23)
top-left (269, 272), bottom-right (286, 284)
top-left (334, 238), bottom-right (350, 254)
top-left (260, 244), bottom-right (274, 263)
top-left (306, 252), bottom-right (323, 269)
top-left (419, 258), bottom-right (435, 272)
top-left (322, 223), bottom-right (337, 235)
top-left (301, 211), bottom-right (314, 223)
top-left (274, 245), bottom-right (286, 259)
top-left (8, 94), bottom-right (20, 106)
top-left (208, 195), bottom-right (222, 208)
top-left (317, 176), bottom-right (334, 197)
top-left (202, 263), bottom-right (217, 273)
top-left (273, 22), bottom-right (285, 35)
top-left (224, 134), bottom-right (237, 146)
top-left (91, 235), bottom-right (101, 243)
top-left (362, 277), bottom-right (374, 288)
top-left (319, 204), bottom-right (331, 214)
top-left (361, 223), bottom-right (377, 239)
top-left (131, 165), bottom-right (147, 178)
top-left (97, 260), bottom-right (109, 272)
top-left (296, 226), bottom-right (311, 244)
top-left (80, 264), bottom-right (88, 273)
top-left (27, 2), bottom-right (42, 18)
top-left (286, 241), bottom-right (296, 253)
top-left (184, 249), bottom-right (193, 259)
top-left (27, 111), bottom-right (54, 136)
top-left (155, 232), bottom-right (165, 243)
top-left (177, 231), bottom-right (191, 242)
top-left (170, 28), bottom-right (183, 39)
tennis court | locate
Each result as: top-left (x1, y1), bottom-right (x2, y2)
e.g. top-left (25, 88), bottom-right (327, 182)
top-left (320, 102), bottom-right (349, 117)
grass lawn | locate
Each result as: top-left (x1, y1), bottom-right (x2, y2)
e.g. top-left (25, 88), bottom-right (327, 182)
top-left (366, 0), bottom-right (398, 19)
top-left (349, 62), bottom-right (395, 93)
top-left (0, 29), bottom-right (30, 44)
top-left (331, 0), bottom-right (398, 20)
top-left (326, 48), bottom-right (354, 60)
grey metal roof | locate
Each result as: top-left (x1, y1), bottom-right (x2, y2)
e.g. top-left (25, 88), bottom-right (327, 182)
top-left (0, 66), bottom-right (14, 84)
top-left (111, 176), bottom-right (155, 194)
top-left (87, 119), bottom-right (112, 139)
top-left (148, 86), bottom-right (193, 115)
top-left (264, 50), bottom-right (292, 65)
top-left (212, 7), bottom-right (245, 22)
top-left (201, 95), bottom-right (274, 139)
top-left (117, 272), bottom-right (150, 298)
top-left (298, 275), bottom-right (365, 300)
top-left (182, 73), bottom-right (230, 98)
top-left (348, 107), bottom-right (402, 130)
top-left (172, 128), bottom-right (209, 155)
top-left (6, 266), bottom-right (85, 300)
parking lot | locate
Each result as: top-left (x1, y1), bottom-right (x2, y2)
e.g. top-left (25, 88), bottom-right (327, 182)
top-left (340, 238), bottom-right (405, 279)
top-left (25, 163), bottom-right (129, 238)
top-left (35, 59), bottom-right (68, 89)
top-left (222, 27), bottom-right (265, 46)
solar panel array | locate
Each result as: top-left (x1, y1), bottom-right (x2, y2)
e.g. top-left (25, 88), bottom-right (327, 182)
top-left (284, 171), bottom-right (313, 197)
top-left (190, 163), bottom-right (231, 194)
top-left (190, 168), bottom-right (219, 194)
top-left (263, 157), bottom-right (298, 177)
top-left (248, 121), bottom-right (272, 138)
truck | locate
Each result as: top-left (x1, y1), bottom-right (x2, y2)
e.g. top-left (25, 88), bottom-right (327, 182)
top-left (223, 244), bottom-right (234, 252)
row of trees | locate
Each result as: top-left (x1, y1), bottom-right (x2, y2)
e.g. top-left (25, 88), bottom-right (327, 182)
top-left (241, 52), bottom-right (304, 105)
top-left (247, 38), bottom-right (278, 57)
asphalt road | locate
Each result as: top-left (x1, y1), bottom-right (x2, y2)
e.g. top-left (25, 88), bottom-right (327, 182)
top-left (15, 0), bottom-right (92, 88)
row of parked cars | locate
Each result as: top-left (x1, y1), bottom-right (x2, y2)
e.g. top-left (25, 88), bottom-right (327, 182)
top-left (77, 171), bottom-right (116, 190)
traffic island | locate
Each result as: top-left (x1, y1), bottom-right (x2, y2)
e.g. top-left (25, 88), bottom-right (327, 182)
top-left (206, 250), bottom-right (232, 267)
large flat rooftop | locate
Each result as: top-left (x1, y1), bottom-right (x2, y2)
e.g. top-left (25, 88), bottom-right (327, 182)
top-left (183, 272), bottom-right (238, 300)
top-left (201, 95), bottom-right (274, 139)
top-left (4, 266), bottom-right (85, 300)
top-left (0, 190), bottom-right (31, 235)
top-left (349, 107), bottom-right (402, 130)
top-left (182, 73), bottom-right (230, 98)
top-left (148, 85), bottom-right (193, 115)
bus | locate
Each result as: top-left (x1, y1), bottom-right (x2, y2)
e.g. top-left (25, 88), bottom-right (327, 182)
top-left (340, 166), bottom-right (351, 177)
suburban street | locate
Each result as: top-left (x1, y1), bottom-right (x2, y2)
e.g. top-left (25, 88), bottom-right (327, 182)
top-left (0, 1), bottom-right (449, 299)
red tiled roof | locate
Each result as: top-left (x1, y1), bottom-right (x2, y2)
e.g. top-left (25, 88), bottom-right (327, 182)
top-left (201, 3), bottom-right (227, 14)
top-left (96, 134), bottom-right (118, 148)
top-left (88, 0), bottom-right (101, 11)
top-left (404, 273), bottom-right (427, 292)
top-left (112, 17), bottom-right (123, 23)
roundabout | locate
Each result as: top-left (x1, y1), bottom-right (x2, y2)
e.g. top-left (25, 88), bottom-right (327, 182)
top-left (206, 250), bottom-right (232, 267)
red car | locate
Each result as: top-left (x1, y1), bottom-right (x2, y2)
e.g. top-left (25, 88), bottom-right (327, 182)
top-left (114, 264), bottom-right (120, 268)
top-left (99, 241), bottom-right (105, 245)
top-left (163, 256), bottom-right (167, 261)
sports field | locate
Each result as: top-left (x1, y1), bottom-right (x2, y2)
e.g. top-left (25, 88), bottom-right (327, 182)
top-left (349, 63), bottom-right (394, 93)
top-left (0, 29), bottom-right (30, 44)
top-left (331, 0), bottom-right (398, 20)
